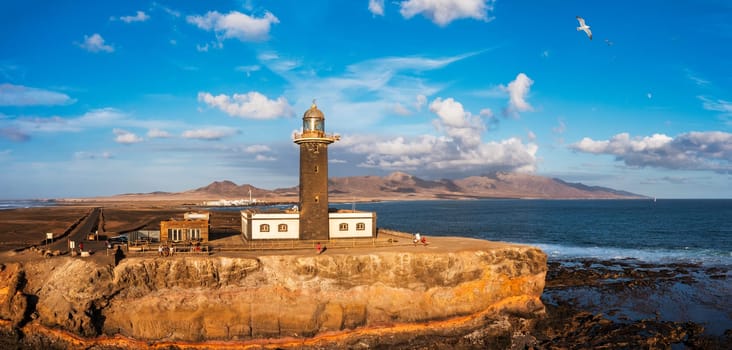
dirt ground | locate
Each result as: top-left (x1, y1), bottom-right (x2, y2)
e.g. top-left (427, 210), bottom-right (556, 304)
top-left (0, 203), bottom-right (518, 265)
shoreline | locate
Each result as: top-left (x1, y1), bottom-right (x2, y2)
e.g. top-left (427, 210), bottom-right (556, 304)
top-left (1, 205), bottom-right (730, 348)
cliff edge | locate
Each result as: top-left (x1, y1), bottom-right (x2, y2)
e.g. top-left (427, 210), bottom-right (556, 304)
top-left (0, 237), bottom-right (547, 348)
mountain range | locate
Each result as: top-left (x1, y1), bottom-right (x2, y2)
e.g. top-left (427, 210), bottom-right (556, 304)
top-left (106, 172), bottom-right (645, 202)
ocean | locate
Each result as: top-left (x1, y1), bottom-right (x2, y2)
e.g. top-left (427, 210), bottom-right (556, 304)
top-left (0, 199), bottom-right (57, 210)
top-left (333, 199), bottom-right (732, 266)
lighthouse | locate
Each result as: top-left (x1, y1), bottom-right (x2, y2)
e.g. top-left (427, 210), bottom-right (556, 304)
top-left (293, 101), bottom-right (340, 241)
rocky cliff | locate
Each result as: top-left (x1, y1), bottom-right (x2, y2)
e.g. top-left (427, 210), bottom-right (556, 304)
top-left (0, 239), bottom-right (547, 348)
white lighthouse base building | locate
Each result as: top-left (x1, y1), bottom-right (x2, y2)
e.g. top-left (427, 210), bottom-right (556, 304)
top-left (241, 209), bottom-right (376, 241)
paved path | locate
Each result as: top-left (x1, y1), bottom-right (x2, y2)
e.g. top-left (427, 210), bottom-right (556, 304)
top-left (49, 207), bottom-right (104, 254)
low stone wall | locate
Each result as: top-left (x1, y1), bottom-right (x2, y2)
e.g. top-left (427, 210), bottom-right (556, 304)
top-left (0, 238), bottom-right (547, 348)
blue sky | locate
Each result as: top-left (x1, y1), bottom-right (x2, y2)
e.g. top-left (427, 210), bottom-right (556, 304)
top-left (1, 0), bottom-right (731, 199)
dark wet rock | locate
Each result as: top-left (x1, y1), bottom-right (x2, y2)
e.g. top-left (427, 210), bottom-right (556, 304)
top-left (538, 258), bottom-right (732, 349)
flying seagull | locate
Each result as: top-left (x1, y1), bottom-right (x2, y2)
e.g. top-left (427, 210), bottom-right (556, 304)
top-left (576, 16), bottom-right (592, 40)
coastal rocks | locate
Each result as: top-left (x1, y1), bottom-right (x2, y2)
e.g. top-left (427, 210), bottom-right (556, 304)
top-left (28, 259), bottom-right (114, 336)
top-left (540, 258), bottom-right (732, 348)
top-left (0, 242), bottom-right (548, 347)
top-left (0, 264), bottom-right (29, 328)
top-left (101, 246), bottom-right (546, 342)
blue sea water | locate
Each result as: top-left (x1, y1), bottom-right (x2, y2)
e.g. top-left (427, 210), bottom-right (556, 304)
top-left (333, 199), bottom-right (732, 266)
top-left (0, 199), bottom-right (57, 210)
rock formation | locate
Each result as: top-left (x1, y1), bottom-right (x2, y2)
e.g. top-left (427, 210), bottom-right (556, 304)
top-left (0, 239), bottom-right (547, 348)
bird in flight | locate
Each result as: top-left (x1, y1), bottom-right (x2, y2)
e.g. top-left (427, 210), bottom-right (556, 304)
top-left (576, 16), bottom-right (592, 40)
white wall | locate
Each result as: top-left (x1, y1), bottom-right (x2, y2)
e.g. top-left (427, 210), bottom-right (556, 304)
top-left (328, 212), bottom-right (375, 238)
top-left (242, 210), bottom-right (376, 240)
top-left (243, 212), bottom-right (300, 240)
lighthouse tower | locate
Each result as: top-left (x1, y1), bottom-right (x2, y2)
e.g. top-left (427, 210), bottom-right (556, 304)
top-left (293, 102), bottom-right (339, 241)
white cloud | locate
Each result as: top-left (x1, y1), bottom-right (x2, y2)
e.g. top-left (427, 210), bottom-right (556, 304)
top-left (6, 107), bottom-right (183, 138)
top-left (0, 83), bottom-right (75, 106)
top-left (113, 129), bottom-right (143, 144)
top-left (151, 2), bottom-right (180, 18)
top-left (245, 144), bottom-right (271, 153)
top-left (399, 0), bottom-right (494, 26)
top-left (699, 96), bottom-right (732, 116)
top-left (236, 65), bottom-right (261, 77)
top-left (553, 118), bottom-right (566, 135)
top-left (503, 72), bottom-right (534, 114)
top-left (258, 52), bottom-right (300, 72)
top-left (77, 33), bottom-right (114, 53)
top-left (74, 151), bottom-right (113, 160)
top-left (415, 94), bottom-right (427, 111)
top-left (198, 91), bottom-right (294, 119)
top-left (340, 96), bottom-right (537, 175)
top-left (259, 52), bottom-right (475, 133)
top-left (479, 108), bottom-right (493, 118)
top-left (182, 127), bottom-right (238, 141)
top-left (196, 41), bottom-right (223, 52)
top-left (369, 0), bottom-right (385, 16)
top-left (429, 97), bottom-right (484, 148)
top-left (118, 11), bottom-right (150, 23)
top-left (570, 131), bottom-right (732, 173)
top-left (685, 69), bottom-right (710, 87)
top-left (255, 154), bottom-right (276, 161)
top-left (147, 128), bottom-right (172, 138)
top-left (392, 103), bottom-right (412, 116)
top-left (0, 127), bottom-right (30, 142)
top-left (186, 11), bottom-right (279, 42)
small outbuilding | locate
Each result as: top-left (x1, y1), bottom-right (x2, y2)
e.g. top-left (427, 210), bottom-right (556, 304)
top-left (160, 211), bottom-right (210, 243)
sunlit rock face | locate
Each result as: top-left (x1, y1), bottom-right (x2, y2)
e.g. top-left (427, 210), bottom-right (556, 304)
top-left (0, 239), bottom-right (547, 347)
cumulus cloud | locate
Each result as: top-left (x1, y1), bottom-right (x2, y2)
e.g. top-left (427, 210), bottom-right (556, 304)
top-left (429, 97), bottom-right (484, 148)
top-left (369, 0), bottom-right (385, 16)
top-left (182, 127), bottom-right (238, 141)
top-left (570, 131), bottom-right (732, 173)
top-left (503, 73), bottom-right (534, 115)
top-left (116, 11), bottom-right (149, 23)
top-left (340, 96), bottom-right (538, 175)
top-left (198, 91), bottom-right (294, 119)
top-left (147, 128), bottom-right (172, 138)
top-left (399, 0), bottom-right (494, 26)
top-left (0, 83), bottom-right (75, 106)
top-left (186, 11), bottom-right (279, 42)
top-left (113, 129), bottom-right (143, 144)
top-left (77, 33), bottom-right (114, 53)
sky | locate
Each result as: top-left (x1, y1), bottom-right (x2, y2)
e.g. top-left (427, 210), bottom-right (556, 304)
top-left (1, 0), bottom-right (731, 199)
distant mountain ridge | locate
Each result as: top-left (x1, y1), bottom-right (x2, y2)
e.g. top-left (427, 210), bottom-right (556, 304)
top-left (111, 171), bottom-right (644, 202)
